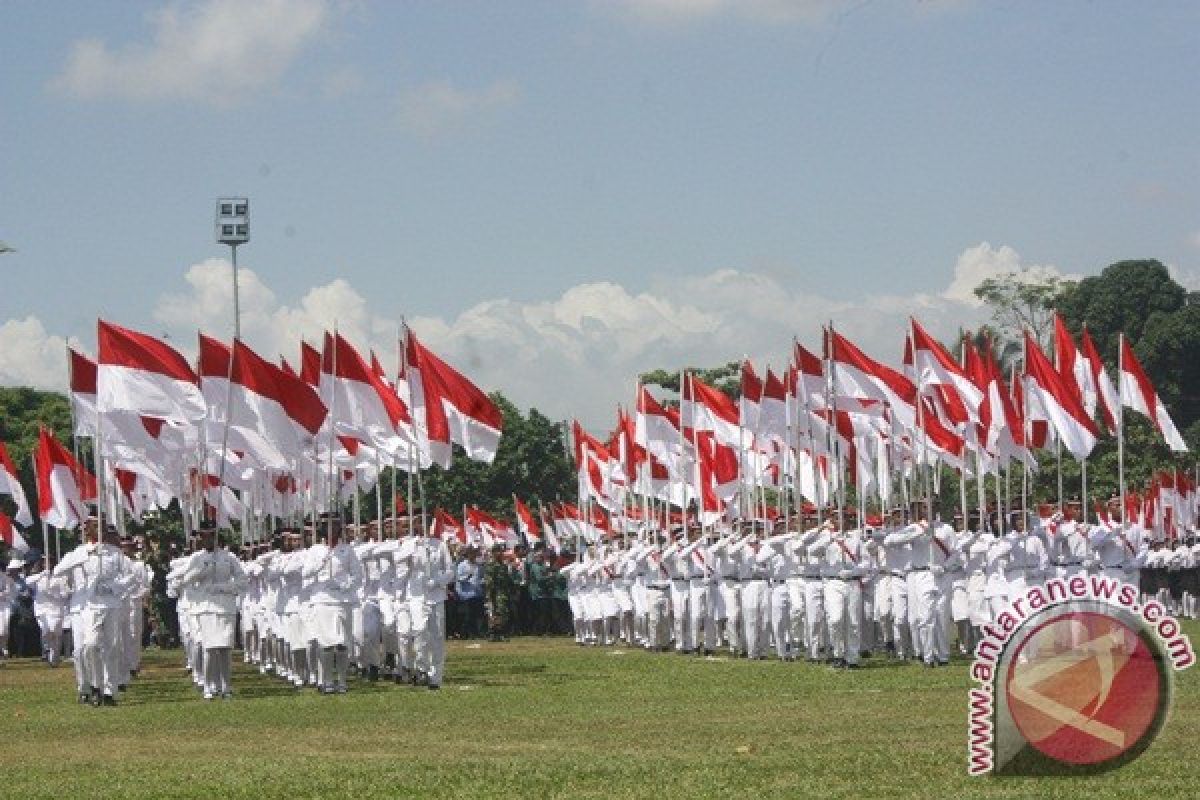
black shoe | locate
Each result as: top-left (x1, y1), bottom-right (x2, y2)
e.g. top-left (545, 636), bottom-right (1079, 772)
top-left (427, 684), bottom-right (440, 691)
top-left (846, 663), bottom-right (861, 670)
top-left (368, 666), bottom-right (379, 682)
top-left (90, 688), bottom-right (102, 707)
top-left (79, 692), bottom-right (91, 705)
top-left (118, 684), bottom-right (127, 692)
top-left (101, 694), bottom-right (117, 706)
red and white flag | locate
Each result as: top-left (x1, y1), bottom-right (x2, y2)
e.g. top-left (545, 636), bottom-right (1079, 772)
top-left (681, 373), bottom-right (740, 448)
top-left (514, 495), bottom-right (541, 543)
top-left (1119, 337), bottom-right (1187, 452)
top-left (97, 320), bottom-right (206, 422)
top-left (910, 318), bottom-right (983, 414)
top-left (1023, 332), bottom-right (1099, 460)
top-left (34, 427), bottom-right (95, 529)
top-left (322, 332), bottom-right (415, 459)
top-left (404, 328), bottom-right (503, 467)
top-left (826, 329), bottom-right (917, 429)
top-left (0, 442), bottom-right (33, 527)
top-left (431, 508), bottom-right (465, 543)
top-left (68, 348), bottom-right (99, 437)
top-left (635, 385), bottom-right (683, 473)
top-left (1080, 326), bottom-right (1119, 435)
top-left (466, 506), bottom-right (518, 547)
top-left (0, 512), bottom-right (29, 553)
top-left (1053, 314), bottom-right (1095, 416)
top-left (231, 339), bottom-right (327, 456)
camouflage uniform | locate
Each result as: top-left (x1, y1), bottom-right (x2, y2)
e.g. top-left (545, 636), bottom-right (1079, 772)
top-left (483, 550), bottom-right (516, 640)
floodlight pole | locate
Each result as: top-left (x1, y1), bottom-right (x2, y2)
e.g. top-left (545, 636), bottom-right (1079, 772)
top-left (231, 243), bottom-right (241, 340)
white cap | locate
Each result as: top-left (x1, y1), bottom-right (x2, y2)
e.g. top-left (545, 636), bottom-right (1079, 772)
top-left (6, 558), bottom-right (23, 570)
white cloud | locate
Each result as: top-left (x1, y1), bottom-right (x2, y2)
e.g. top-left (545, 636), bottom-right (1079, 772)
top-left (942, 241), bottom-right (1076, 307)
top-left (3, 242), bottom-right (1063, 429)
top-left (52, 0), bottom-right (329, 106)
top-left (396, 79), bottom-right (521, 137)
top-left (0, 317), bottom-right (70, 390)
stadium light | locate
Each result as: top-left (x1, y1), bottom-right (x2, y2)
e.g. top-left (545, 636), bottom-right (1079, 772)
top-left (215, 198), bottom-right (249, 339)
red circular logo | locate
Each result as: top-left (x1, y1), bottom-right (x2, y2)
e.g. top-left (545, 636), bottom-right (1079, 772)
top-left (1004, 611), bottom-right (1162, 766)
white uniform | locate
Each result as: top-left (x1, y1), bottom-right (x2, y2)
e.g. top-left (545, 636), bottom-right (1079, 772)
top-left (303, 542), bottom-right (364, 693)
top-left (30, 568), bottom-right (69, 665)
top-left (54, 543), bottom-right (138, 700)
top-left (820, 529), bottom-right (865, 666)
top-left (404, 535), bottom-right (455, 688)
top-left (182, 548), bottom-right (247, 699)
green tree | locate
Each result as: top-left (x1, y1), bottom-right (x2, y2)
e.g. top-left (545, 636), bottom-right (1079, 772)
top-left (973, 270), bottom-right (1073, 354)
top-left (639, 361), bottom-right (740, 403)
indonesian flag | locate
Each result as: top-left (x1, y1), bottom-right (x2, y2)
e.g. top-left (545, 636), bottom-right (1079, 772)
top-left (231, 339), bottom-right (327, 454)
top-left (68, 348), bottom-right (99, 437)
top-left (574, 421), bottom-right (620, 511)
top-left (681, 373), bottom-right (740, 447)
top-left (97, 320), bottom-right (205, 422)
top-left (826, 329), bottom-right (917, 429)
top-left (635, 385), bottom-right (683, 471)
top-left (739, 361), bottom-right (763, 438)
top-left (1023, 332), bottom-right (1098, 460)
top-left (431, 508), bottom-right (465, 543)
top-left (1120, 337), bottom-right (1187, 452)
top-left (466, 506), bottom-right (518, 547)
top-left (300, 341), bottom-right (321, 386)
top-left (0, 442), bottom-right (33, 528)
top-left (1054, 314), bottom-right (1095, 415)
top-left (404, 328), bottom-right (503, 467)
top-left (514, 495), bottom-right (541, 543)
top-left (1081, 326), bottom-right (1119, 435)
top-left (539, 507), bottom-right (562, 553)
top-left (793, 342), bottom-right (827, 410)
top-left (910, 318), bottom-right (983, 414)
top-left (322, 332), bottom-right (414, 458)
top-left (978, 338), bottom-right (1029, 465)
top-left (34, 427), bottom-right (95, 529)
top-left (0, 512), bottom-right (28, 552)
top-left (552, 502), bottom-right (586, 542)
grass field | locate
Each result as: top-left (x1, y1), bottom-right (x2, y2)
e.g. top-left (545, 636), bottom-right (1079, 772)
top-left (2, 623), bottom-right (1197, 799)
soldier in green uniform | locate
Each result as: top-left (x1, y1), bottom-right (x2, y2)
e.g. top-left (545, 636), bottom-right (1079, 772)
top-left (527, 545), bottom-right (551, 634)
top-left (483, 543), bottom-right (516, 641)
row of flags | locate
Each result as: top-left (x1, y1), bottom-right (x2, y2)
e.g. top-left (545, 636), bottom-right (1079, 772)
top-left (567, 315), bottom-right (1189, 534)
top-left (2, 319), bottom-right (504, 541)
top-left (0, 313), bottom-right (1192, 551)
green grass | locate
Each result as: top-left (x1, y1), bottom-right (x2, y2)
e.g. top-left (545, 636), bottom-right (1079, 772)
top-left (2, 622), bottom-right (1198, 799)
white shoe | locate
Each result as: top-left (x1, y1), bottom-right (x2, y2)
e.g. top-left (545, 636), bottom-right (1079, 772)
top-left (203, 691), bottom-right (214, 701)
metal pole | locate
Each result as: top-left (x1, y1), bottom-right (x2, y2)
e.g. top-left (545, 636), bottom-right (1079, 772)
top-left (231, 243), bottom-right (241, 341)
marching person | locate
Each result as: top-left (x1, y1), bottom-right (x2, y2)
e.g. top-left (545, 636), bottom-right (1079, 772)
top-left (303, 522), bottom-right (364, 694)
top-left (54, 524), bottom-right (137, 706)
top-left (403, 518), bottom-right (455, 690)
top-left (182, 526), bottom-right (247, 700)
top-left (819, 518), bottom-right (866, 669)
top-left (29, 556), bottom-right (69, 666)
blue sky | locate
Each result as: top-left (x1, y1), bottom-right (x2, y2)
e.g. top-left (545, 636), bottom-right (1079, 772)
top-left (2, 1), bottom-right (1199, 426)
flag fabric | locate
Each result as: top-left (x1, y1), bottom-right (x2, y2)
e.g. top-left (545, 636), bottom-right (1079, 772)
top-left (431, 508), bottom-right (465, 543)
top-left (1080, 326), bottom-right (1119, 435)
top-left (1023, 332), bottom-right (1098, 460)
top-left (910, 318), bottom-right (983, 413)
top-left (34, 427), bottom-right (94, 529)
top-left (1053, 314), bottom-right (1095, 414)
top-left (827, 329), bottom-right (917, 429)
top-left (514, 495), bottom-right (541, 543)
top-left (68, 348), bottom-right (99, 437)
top-left (97, 320), bottom-right (206, 422)
top-left (0, 442), bottom-right (33, 527)
top-left (404, 328), bottom-right (503, 467)
top-left (0, 512), bottom-right (29, 552)
top-left (681, 373), bottom-right (741, 447)
top-left (1119, 337), bottom-right (1188, 452)
top-left (322, 332), bottom-right (414, 458)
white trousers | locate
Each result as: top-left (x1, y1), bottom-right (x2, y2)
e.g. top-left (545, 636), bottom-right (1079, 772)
top-left (824, 579), bottom-right (863, 664)
top-left (412, 599), bottom-right (446, 686)
top-left (741, 580), bottom-right (769, 658)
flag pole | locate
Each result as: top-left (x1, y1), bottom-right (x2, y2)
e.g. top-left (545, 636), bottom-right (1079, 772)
top-left (1118, 332), bottom-right (1126, 528)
